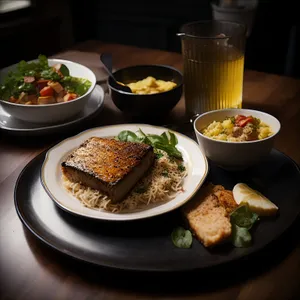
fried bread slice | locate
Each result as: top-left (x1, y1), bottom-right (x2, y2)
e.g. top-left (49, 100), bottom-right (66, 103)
top-left (182, 183), bottom-right (237, 247)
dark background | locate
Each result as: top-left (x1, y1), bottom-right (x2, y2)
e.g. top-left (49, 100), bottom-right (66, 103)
top-left (0, 0), bottom-right (298, 77)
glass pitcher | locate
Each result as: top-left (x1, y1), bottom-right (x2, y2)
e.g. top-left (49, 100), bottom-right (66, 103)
top-left (177, 21), bottom-right (247, 119)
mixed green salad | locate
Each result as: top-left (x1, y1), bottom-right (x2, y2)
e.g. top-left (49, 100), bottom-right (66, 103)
top-left (0, 55), bottom-right (92, 105)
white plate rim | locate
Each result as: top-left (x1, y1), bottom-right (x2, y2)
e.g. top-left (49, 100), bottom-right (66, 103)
top-left (40, 124), bottom-right (209, 221)
top-left (0, 85), bottom-right (104, 132)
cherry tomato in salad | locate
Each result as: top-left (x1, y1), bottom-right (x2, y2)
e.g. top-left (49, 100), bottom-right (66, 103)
top-left (40, 86), bottom-right (54, 97)
top-left (63, 93), bottom-right (77, 101)
top-left (235, 115), bottom-right (246, 124)
top-left (237, 116), bottom-right (254, 127)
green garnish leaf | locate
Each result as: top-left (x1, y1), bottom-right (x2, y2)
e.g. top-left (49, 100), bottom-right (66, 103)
top-left (38, 54), bottom-right (48, 68)
top-left (171, 227), bottom-right (193, 248)
top-left (0, 85), bottom-right (9, 100)
top-left (59, 64), bottom-right (70, 77)
top-left (155, 152), bottom-right (164, 159)
top-left (18, 54), bottom-right (48, 74)
top-left (225, 116), bottom-right (236, 124)
top-left (168, 131), bottom-right (178, 146)
top-left (230, 204), bottom-right (259, 230)
top-left (24, 70), bottom-right (37, 77)
top-left (137, 128), bottom-right (147, 138)
top-left (18, 60), bottom-right (28, 73)
top-left (161, 170), bottom-right (169, 177)
top-left (153, 142), bottom-right (182, 159)
top-left (160, 132), bottom-right (169, 144)
top-left (116, 128), bottom-right (182, 159)
top-left (117, 130), bottom-right (139, 143)
top-left (231, 224), bottom-right (252, 248)
top-left (229, 203), bottom-right (259, 248)
top-left (137, 128), bottom-right (152, 145)
top-left (178, 164), bottom-right (186, 172)
top-left (18, 83), bottom-right (36, 94)
top-left (40, 69), bottom-right (61, 81)
top-left (61, 76), bottom-right (91, 96)
top-left (75, 82), bottom-right (89, 95)
top-left (147, 134), bottom-right (165, 145)
top-left (252, 117), bottom-right (260, 129)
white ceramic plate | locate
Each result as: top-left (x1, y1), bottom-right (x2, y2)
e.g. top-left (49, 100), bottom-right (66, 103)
top-left (41, 124), bottom-right (209, 221)
top-left (0, 85), bottom-right (104, 136)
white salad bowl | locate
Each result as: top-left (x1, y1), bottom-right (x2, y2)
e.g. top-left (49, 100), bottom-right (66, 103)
top-left (193, 108), bottom-right (281, 170)
top-left (0, 59), bottom-right (96, 124)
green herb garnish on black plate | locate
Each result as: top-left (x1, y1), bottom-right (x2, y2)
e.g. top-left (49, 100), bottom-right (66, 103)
top-left (171, 227), bottom-right (193, 248)
top-left (230, 203), bottom-right (259, 248)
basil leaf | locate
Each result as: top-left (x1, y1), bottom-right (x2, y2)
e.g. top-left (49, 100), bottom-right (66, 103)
top-left (60, 64), bottom-right (70, 77)
top-left (230, 204), bottom-right (259, 230)
top-left (231, 224), bottom-right (252, 248)
top-left (118, 130), bottom-right (139, 142)
top-left (137, 128), bottom-right (147, 138)
top-left (147, 134), bottom-right (165, 145)
top-left (115, 128), bottom-right (183, 160)
top-left (168, 131), bottom-right (178, 146)
top-left (137, 129), bottom-right (152, 145)
top-left (154, 142), bottom-right (182, 159)
top-left (160, 132), bottom-right (169, 144)
top-left (171, 227), bottom-right (193, 248)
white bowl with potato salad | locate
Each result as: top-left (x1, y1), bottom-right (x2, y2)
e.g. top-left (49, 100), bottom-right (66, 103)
top-left (193, 108), bottom-right (281, 170)
top-left (0, 55), bottom-right (96, 124)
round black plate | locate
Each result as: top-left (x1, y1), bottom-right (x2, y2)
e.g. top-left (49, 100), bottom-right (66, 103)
top-left (15, 149), bottom-right (300, 272)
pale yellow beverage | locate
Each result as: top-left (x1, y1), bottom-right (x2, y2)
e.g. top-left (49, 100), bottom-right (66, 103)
top-left (183, 45), bottom-right (244, 116)
top-left (178, 21), bottom-right (246, 117)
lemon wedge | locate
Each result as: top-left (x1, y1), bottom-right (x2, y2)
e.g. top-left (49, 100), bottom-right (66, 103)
top-left (233, 183), bottom-right (278, 216)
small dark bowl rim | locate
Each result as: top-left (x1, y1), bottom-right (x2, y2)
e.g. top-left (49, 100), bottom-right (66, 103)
top-left (107, 64), bottom-right (183, 96)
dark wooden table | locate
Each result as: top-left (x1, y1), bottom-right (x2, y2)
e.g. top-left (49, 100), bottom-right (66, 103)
top-left (1, 41), bottom-right (300, 300)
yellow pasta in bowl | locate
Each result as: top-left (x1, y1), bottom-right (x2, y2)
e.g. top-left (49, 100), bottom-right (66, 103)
top-left (193, 108), bottom-right (281, 170)
top-left (127, 76), bottom-right (177, 95)
top-left (201, 114), bottom-right (273, 142)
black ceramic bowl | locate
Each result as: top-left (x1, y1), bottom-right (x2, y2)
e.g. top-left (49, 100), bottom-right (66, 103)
top-left (108, 65), bottom-right (183, 116)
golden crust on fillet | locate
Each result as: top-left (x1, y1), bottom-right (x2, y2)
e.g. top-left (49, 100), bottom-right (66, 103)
top-left (62, 137), bottom-right (153, 185)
